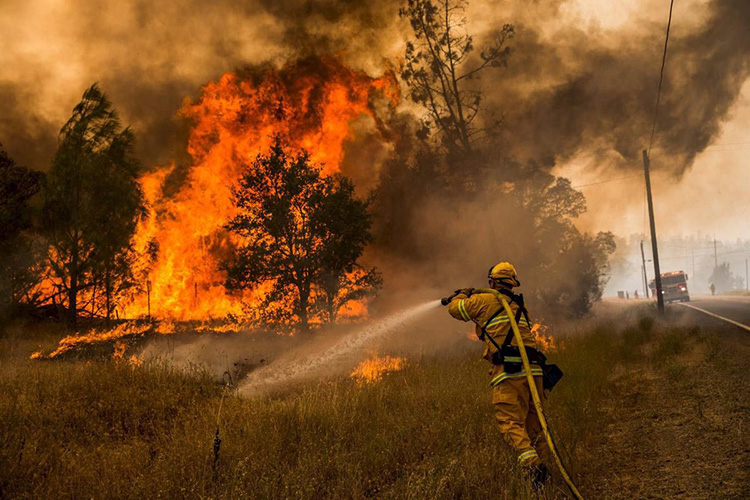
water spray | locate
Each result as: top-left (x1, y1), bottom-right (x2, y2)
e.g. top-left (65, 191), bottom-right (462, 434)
top-left (239, 300), bottom-right (441, 394)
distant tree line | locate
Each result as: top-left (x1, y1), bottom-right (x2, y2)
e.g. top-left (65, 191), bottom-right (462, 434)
top-left (709, 263), bottom-right (745, 293)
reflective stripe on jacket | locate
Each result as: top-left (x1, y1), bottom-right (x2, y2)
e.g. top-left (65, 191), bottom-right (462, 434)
top-left (490, 366), bottom-right (544, 386)
top-left (448, 291), bottom-right (538, 380)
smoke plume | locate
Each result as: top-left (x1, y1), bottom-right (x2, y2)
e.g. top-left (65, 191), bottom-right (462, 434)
top-left (494, 0), bottom-right (750, 174)
top-left (1, 0), bottom-right (747, 178)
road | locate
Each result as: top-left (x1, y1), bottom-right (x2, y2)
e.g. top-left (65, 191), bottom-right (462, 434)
top-left (671, 294), bottom-right (750, 330)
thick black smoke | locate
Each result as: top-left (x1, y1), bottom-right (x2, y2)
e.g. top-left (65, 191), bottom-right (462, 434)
top-left (497, 0), bottom-right (750, 174)
top-left (0, 0), bottom-right (747, 178)
top-left (0, 0), bottom-right (399, 171)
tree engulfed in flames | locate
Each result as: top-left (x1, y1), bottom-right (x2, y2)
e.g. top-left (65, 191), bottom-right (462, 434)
top-left (123, 57), bottom-right (398, 321)
top-left (350, 353), bottom-right (407, 385)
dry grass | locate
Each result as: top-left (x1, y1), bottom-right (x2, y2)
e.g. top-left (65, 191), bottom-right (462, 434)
top-left (0, 307), bottom-right (667, 499)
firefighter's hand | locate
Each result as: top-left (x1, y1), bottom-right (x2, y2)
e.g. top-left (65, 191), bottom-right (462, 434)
top-left (457, 288), bottom-right (475, 297)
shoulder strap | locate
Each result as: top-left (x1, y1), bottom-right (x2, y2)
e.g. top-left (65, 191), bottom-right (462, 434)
top-left (480, 311), bottom-right (505, 353)
top-left (478, 305), bottom-right (505, 341)
top-left (477, 291), bottom-right (532, 349)
top-left (496, 291), bottom-right (530, 346)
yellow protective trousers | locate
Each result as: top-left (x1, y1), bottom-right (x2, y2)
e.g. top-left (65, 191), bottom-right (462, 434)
top-left (491, 373), bottom-right (547, 467)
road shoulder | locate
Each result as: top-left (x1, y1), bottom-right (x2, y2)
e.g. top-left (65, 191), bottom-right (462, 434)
top-left (591, 313), bottom-right (750, 499)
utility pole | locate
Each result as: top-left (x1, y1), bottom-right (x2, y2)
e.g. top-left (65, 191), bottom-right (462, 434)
top-left (714, 237), bottom-right (718, 268)
top-left (640, 240), bottom-right (650, 298)
top-left (147, 280), bottom-right (152, 322)
top-left (746, 258), bottom-right (748, 290)
top-left (691, 247), bottom-right (695, 282)
top-left (643, 150), bottom-right (664, 313)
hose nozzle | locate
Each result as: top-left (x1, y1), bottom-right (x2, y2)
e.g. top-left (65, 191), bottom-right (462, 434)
top-left (441, 288), bottom-right (472, 306)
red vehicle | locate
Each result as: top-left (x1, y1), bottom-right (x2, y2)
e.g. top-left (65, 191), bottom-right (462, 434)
top-left (650, 271), bottom-right (690, 303)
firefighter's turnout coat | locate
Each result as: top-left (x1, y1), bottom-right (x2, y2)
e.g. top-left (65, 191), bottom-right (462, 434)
top-left (448, 290), bottom-right (547, 467)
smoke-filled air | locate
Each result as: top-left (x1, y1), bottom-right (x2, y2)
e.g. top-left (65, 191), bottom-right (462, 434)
top-left (2, 0), bottom-right (749, 498)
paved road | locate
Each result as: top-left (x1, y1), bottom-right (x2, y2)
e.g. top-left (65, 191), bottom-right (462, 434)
top-left (671, 295), bottom-right (750, 329)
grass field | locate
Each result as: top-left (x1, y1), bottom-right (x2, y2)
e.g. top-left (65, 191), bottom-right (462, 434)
top-left (1, 305), bottom-right (746, 499)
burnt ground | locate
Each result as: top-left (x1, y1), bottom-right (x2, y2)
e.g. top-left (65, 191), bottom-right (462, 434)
top-left (591, 313), bottom-right (750, 499)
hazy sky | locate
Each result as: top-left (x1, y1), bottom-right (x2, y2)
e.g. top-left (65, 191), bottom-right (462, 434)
top-left (1, 0), bottom-right (748, 241)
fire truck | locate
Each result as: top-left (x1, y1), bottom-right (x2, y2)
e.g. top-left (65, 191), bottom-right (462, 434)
top-left (649, 270), bottom-right (690, 303)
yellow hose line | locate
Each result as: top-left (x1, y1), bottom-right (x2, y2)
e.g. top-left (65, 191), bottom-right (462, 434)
top-left (478, 289), bottom-right (584, 500)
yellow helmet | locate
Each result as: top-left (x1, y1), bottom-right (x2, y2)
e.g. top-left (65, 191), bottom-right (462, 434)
top-left (488, 262), bottom-right (520, 287)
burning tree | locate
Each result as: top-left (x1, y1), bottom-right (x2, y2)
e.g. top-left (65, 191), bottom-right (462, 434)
top-left (42, 84), bottom-right (145, 325)
top-left (122, 57), bottom-right (397, 321)
top-left (224, 138), bottom-right (380, 332)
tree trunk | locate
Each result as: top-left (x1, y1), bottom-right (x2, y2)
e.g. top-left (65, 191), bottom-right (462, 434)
top-left (327, 292), bottom-right (336, 324)
top-left (298, 284), bottom-right (310, 333)
top-left (105, 266), bottom-right (111, 326)
top-left (67, 230), bottom-right (80, 326)
top-left (68, 271), bottom-right (77, 327)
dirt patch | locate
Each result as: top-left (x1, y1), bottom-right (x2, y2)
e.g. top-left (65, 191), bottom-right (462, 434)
top-left (592, 323), bottom-right (750, 499)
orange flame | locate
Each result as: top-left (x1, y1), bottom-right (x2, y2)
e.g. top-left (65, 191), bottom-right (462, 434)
top-left (44, 322), bottom-right (152, 359)
top-left (120, 57), bottom-right (398, 322)
top-left (113, 340), bottom-right (127, 360)
top-left (31, 317), bottom-right (255, 360)
top-left (350, 353), bottom-right (407, 385)
top-left (531, 322), bottom-right (560, 353)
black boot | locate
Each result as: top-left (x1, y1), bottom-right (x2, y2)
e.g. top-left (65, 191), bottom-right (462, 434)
top-left (529, 463), bottom-right (549, 489)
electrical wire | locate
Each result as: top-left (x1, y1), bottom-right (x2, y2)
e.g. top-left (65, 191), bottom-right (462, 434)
top-left (571, 174), bottom-right (641, 189)
top-left (648, 0), bottom-right (676, 155)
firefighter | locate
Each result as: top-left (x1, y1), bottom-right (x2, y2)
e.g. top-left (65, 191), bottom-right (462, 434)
top-left (447, 262), bottom-right (549, 487)
top-left (710, 282), bottom-right (716, 296)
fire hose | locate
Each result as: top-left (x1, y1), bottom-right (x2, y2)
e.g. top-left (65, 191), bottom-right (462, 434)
top-left (443, 288), bottom-right (585, 500)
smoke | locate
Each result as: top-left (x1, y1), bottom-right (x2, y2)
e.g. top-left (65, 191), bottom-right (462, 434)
top-left (238, 300), bottom-right (440, 395)
top-left (1, 0), bottom-right (747, 178)
top-left (484, 0), bottom-right (750, 175)
top-left (0, 0), bottom-right (401, 170)
top-left (136, 298), bottom-right (476, 393)
top-left (1, 0), bottom-right (748, 316)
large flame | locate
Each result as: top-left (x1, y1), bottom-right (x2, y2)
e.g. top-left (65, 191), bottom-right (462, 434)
top-left (123, 57), bottom-right (398, 321)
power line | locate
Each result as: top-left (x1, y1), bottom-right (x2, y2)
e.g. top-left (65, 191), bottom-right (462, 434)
top-left (612, 249), bottom-right (750, 261)
top-left (571, 174), bottom-right (641, 189)
top-left (648, 0), bottom-right (675, 155)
